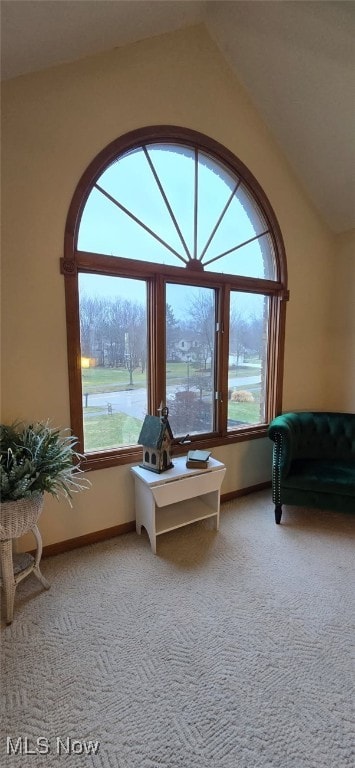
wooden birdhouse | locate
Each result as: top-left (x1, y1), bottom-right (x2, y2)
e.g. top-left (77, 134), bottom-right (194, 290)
top-left (138, 406), bottom-right (174, 473)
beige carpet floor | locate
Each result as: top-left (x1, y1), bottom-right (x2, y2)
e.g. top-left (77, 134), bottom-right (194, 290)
top-left (1, 490), bottom-right (354, 768)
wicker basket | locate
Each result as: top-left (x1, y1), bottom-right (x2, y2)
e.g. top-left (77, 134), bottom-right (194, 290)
top-left (0, 494), bottom-right (44, 540)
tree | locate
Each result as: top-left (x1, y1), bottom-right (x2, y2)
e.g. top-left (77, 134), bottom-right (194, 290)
top-left (79, 295), bottom-right (109, 364)
top-left (189, 371), bottom-right (213, 400)
top-left (106, 298), bottom-right (125, 367)
top-left (229, 307), bottom-right (248, 366)
top-left (243, 314), bottom-right (264, 359)
top-left (166, 303), bottom-right (180, 361)
top-left (121, 300), bottom-right (146, 386)
top-left (167, 390), bottom-right (212, 436)
top-left (187, 289), bottom-right (215, 369)
top-left (79, 294), bottom-right (146, 382)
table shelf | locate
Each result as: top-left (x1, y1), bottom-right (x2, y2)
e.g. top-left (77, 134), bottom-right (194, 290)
top-left (131, 456), bottom-right (226, 554)
top-left (155, 496), bottom-right (218, 535)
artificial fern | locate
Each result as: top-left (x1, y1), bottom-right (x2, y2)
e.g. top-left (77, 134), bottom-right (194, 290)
top-left (0, 422), bottom-right (90, 504)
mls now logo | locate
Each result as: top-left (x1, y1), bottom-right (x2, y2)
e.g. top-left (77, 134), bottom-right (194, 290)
top-left (56, 738), bottom-right (100, 755)
top-left (6, 738), bottom-right (50, 756)
top-left (6, 737), bottom-right (100, 756)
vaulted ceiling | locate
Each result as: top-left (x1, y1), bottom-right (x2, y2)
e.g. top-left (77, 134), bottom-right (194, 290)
top-left (2, 1), bottom-right (354, 233)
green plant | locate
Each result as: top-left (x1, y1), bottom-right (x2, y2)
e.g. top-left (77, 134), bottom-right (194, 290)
top-left (0, 422), bottom-right (90, 505)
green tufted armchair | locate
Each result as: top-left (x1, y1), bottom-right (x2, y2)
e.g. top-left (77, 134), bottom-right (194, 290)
top-left (268, 412), bottom-right (355, 523)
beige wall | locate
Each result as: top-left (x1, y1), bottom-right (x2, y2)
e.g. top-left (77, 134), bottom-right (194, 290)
top-left (326, 229), bottom-right (355, 411)
top-left (2, 26), bottom-right (340, 547)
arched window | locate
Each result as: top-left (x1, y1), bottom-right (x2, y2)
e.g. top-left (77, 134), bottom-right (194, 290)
top-left (62, 126), bottom-right (288, 469)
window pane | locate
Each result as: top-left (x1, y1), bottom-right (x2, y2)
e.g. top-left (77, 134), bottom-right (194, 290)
top-left (203, 184), bottom-right (275, 279)
top-left (197, 151), bottom-right (238, 257)
top-left (79, 274), bottom-right (148, 452)
top-left (166, 284), bottom-right (216, 438)
top-left (227, 293), bottom-right (269, 430)
top-left (204, 233), bottom-right (275, 279)
top-left (78, 187), bottom-right (184, 266)
top-left (78, 145), bottom-right (193, 266)
top-left (98, 150), bottom-right (185, 255)
top-left (147, 144), bottom-right (195, 257)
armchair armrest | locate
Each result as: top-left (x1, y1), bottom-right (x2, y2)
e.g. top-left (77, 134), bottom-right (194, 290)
top-left (268, 413), bottom-right (304, 509)
top-left (268, 413), bottom-right (300, 477)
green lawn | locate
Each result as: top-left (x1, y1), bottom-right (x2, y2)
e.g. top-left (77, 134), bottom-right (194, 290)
top-left (227, 384), bottom-right (263, 425)
top-left (228, 365), bottom-right (261, 378)
top-left (82, 367), bottom-right (146, 394)
top-left (227, 400), bottom-right (262, 424)
top-left (82, 363), bottom-right (261, 394)
top-left (83, 402), bottom-right (263, 450)
top-left (83, 410), bottom-right (143, 451)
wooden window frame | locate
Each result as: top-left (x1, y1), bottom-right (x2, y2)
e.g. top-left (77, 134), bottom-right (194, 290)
top-left (61, 126), bottom-right (288, 471)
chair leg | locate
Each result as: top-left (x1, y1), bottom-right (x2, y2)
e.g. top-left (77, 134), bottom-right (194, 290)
top-left (0, 540), bottom-right (16, 624)
top-left (33, 566), bottom-right (50, 590)
top-left (275, 504), bottom-right (282, 524)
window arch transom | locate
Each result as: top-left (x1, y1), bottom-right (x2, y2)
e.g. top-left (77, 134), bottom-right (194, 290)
top-left (77, 142), bottom-right (276, 281)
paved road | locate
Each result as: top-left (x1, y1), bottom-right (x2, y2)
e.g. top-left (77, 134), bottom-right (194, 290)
top-left (83, 375), bottom-right (261, 419)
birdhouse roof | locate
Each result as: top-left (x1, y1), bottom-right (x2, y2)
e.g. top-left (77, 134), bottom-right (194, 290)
top-left (138, 415), bottom-right (173, 449)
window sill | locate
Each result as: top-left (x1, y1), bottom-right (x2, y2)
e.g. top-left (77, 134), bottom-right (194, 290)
top-left (81, 426), bottom-right (269, 472)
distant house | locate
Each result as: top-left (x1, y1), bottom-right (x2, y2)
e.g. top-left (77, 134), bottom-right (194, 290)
top-left (172, 338), bottom-right (199, 362)
top-left (138, 407), bottom-right (174, 473)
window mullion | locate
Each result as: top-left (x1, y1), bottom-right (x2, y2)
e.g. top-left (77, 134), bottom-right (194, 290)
top-left (266, 293), bottom-right (286, 420)
top-left (199, 180), bottom-right (241, 262)
top-left (148, 276), bottom-right (166, 417)
top-left (64, 273), bottom-right (85, 454)
top-left (203, 230), bottom-right (270, 268)
top-left (143, 146), bottom-right (192, 261)
top-left (95, 183), bottom-right (188, 266)
top-left (193, 148), bottom-right (198, 260)
top-left (216, 285), bottom-right (230, 435)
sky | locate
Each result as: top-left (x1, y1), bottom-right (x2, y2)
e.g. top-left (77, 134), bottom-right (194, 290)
top-left (79, 273), bottom-right (264, 322)
top-left (77, 144), bottom-right (274, 277)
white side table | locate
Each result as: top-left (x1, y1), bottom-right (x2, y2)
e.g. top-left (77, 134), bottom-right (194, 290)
top-left (131, 456), bottom-right (226, 554)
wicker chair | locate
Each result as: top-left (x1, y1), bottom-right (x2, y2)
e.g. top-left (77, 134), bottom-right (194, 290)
top-left (0, 494), bottom-right (50, 624)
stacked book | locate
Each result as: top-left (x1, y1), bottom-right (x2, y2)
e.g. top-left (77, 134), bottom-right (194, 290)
top-left (186, 450), bottom-right (211, 469)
